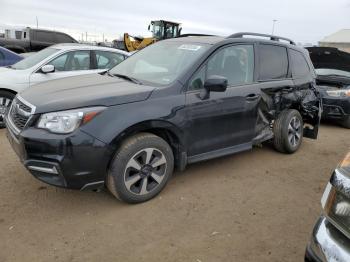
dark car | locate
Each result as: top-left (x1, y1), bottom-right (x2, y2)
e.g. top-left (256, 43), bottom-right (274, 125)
top-left (307, 47), bottom-right (350, 128)
top-left (0, 46), bottom-right (23, 67)
top-left (5, 33), bottom-right (321, 203)
top-left (0, 27), bottom-right (77, 53)
top-left (305, 152), bottom-right (350, 262)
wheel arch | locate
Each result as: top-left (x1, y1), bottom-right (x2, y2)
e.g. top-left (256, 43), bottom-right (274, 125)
top-left (0, 88), bottom-right (17, 96)
top-left (109, 120), bottom-right (187, 171)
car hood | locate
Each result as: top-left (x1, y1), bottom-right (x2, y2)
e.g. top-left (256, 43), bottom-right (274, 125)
top-left (20, 73), bottom-right (156, 114)
top-left (0, 67), bottom-right (30, 86)
top-left (306, 47), bottom-right (350, 72)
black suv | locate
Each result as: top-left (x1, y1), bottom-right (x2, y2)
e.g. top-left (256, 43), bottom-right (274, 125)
top-left (307, 47), bottom-right (350, 128)
top-left (5, 33), bottom-right (321, 203)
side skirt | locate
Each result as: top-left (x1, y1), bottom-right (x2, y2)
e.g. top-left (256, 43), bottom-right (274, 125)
top-left (187, 142), bottom-right (252, 164)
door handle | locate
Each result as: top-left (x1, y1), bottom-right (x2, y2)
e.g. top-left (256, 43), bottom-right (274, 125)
top-left (245, 94), bottom-right (260, 101)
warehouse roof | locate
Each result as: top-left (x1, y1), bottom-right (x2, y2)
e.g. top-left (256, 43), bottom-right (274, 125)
top-left (320, 29), bottom-right (350, 43)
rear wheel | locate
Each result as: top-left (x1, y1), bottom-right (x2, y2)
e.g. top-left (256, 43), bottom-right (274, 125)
top-left (0, 91), bottom-right (15, 128)
top-left (107, 133), bottom-right (174, 203)
top-left (273, 109), bottom-right (303, 154)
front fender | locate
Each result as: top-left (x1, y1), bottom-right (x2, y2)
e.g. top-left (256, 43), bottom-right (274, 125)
top-left (80, 93), bottom-right (186, 147)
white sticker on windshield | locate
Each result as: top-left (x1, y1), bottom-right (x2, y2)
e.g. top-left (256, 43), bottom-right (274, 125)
top-left (178, 44), bottom-right (202, 51)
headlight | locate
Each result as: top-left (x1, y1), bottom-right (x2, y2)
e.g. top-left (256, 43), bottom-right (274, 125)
top-left (37, 107), bottom-right (106, 134)
top-left (326, 89), bottom-right (350, 98)
top-left (322, 153), bottom-right (350, 237)
top-left (324, 187), bottom-right (350, 237)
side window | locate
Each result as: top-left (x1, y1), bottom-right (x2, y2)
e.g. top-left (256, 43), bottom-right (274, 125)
top-left (290, 49), bottom-right (310, 78)
top-left (56, 33), bottom-right (74, 43)
top-left (207, 45), bottom-right (254, 86)
top-left (48, 51), bottom-right (90, 71)
top-left (188, 45), bottom-right (254, 91)
top-left (258, 44), bottom-right (288, 80)
top-left (50, 53), bottom-right (69, 71)
top-left (15, 31), bottom-right (22, 39)
top-left (95, 51), bottom-right (125, 69)
top-left (35, 31), bottom-right (54, 42)
top-left (72, 51), bottom-right (90, 70)
top-left (189, 66), bottom-right (206, 90)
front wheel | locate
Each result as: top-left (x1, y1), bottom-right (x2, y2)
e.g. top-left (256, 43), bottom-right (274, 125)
top-left (273, 109), bottom-right (304, 154)
top-left (107, 132), bottom-right (174, 204)
top-left (341, 116), bottom-right (350, 129)
top-left (0, 91), bottom-right (15, 128)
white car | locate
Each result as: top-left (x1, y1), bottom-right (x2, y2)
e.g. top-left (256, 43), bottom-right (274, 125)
top-left (0, 44), bottom-right (129, 127)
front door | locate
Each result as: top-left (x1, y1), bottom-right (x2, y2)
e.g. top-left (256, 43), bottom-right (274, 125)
top-left (29, 50), bottom-right (100, 85)
top-left (185, 44), bottom-right (260, 157)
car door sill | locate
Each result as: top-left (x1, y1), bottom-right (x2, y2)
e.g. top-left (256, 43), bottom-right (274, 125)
top-left (187, 142), bottom-right (252, 164)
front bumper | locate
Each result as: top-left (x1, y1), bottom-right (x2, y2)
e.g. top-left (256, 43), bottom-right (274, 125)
top-left (322, 96), bottom-right (350, 121)
top-left (305, 216), bottom-right (350, 262)
top-left (5, 116), bottom-right (114, 190)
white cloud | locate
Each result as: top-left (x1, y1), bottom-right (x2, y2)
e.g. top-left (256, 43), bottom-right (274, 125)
top-left (0, 0), bottom-right (349, 44)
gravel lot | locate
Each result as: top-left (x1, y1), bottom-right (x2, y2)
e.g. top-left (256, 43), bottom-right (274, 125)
top-left (0, 124), bottom-right (349, 262)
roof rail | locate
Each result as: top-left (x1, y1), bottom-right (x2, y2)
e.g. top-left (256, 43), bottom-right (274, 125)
top-left (227, 32), bottom-right (296, 45)
top-left (178, 33), bottom-right (215, 38)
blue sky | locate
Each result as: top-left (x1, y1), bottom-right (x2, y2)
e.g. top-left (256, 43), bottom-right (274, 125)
top-left (1, 0), bottom-right (349, 44)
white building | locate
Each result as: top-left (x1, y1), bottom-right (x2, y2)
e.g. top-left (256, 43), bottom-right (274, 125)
top-left (319, 29), bottom-right (350, 53)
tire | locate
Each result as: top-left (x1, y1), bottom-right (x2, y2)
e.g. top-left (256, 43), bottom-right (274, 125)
top-left (273, 109), bottom-right (303, 154)
top-left (107, 132), bottom-right (174, 204)
top-left (0, 91), bottom-right (15, 128)
top-left (341, 116), bottom-right (350, 129)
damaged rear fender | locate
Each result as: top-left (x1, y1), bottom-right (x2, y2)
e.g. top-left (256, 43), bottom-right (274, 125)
top-left (253, 83), bottom-right (321, 144)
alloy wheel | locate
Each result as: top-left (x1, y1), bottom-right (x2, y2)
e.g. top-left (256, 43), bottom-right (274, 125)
top-left (0, 97), bottom-right (12, 125)
top-left (124, 148), bottom-right (167, 196)
top-left (287, 116), bottom-right (302, 147)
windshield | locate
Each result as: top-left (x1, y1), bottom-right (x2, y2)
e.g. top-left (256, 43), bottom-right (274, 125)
top-left (11, 48), bottom-right (58, 70)
top-left (316, 68), bottom-right (350, 78)
top-left (109, 41), bottom-right (210, 85)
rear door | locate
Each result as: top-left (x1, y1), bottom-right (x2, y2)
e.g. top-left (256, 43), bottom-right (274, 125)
top-left (29, 50), bottom-right (99, 85)
top-left (185, 44), bottom-right (261, 158)
top-left (93, 50), bottom-right (126, 70)
top-left (257, 43), bottom-right (294, 99)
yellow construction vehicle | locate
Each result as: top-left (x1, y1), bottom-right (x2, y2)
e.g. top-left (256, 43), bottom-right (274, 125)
top-left (122, 20), bottom-right (182, 52)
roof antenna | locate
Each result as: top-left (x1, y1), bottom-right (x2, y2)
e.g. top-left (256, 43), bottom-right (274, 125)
top-left (271, 19), bottom-right (277, 35)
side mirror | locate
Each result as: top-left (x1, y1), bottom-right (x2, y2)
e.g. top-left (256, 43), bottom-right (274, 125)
top-left (148, 25), bottom-right (151, 31)
top-left (41, 64), bottom-right (55, 74)
top-left (199, 75), bottom-right (228, 100)
top-left (204, 75), bottom-right (228, 92)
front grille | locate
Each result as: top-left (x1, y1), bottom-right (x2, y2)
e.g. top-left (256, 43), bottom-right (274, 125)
top-left (9, 97), bottom-right (34, 131)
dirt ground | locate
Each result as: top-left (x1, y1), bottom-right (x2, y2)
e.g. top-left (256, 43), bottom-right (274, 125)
top-left (0, 123), bottom-right (348, 262)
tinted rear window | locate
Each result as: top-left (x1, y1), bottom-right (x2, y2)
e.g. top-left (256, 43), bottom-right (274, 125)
top-left (35, 31), bottom-right (55, 42)
top-left (56, 33), bottom-right (74, 43)
top-left (258, 44), bottom-right (289, 80)
top-left (290, 49), bottom-right (310, 78)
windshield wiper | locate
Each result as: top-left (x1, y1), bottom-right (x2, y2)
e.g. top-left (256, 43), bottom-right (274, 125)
top-left (109, 73), bottom-right (142, 85)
